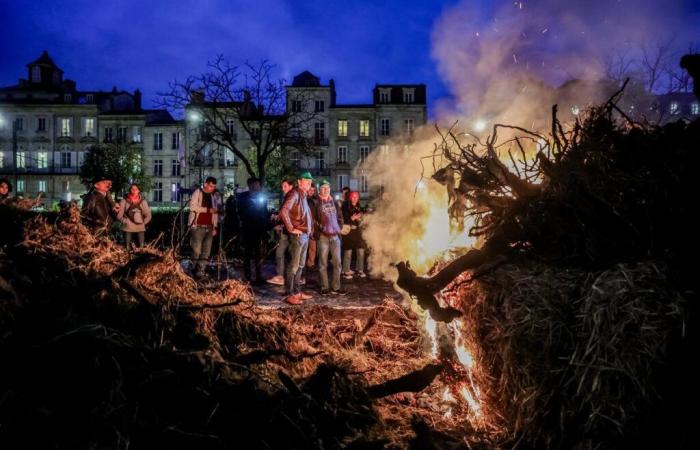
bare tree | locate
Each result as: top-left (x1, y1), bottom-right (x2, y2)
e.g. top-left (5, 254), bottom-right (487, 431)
top-left (159, 57), bottom-right (319, 185)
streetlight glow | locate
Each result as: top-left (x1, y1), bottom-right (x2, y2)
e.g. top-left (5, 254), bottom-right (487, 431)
top-left (473, 119), bottom-right (487, 132)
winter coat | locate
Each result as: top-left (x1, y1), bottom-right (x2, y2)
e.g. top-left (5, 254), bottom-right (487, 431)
top-left (117, 195), bottom-right (152, 232)
top-left (81, 190), bottom-right (117, 229)
top-left (341, 202), bottom-right (366, 250)
top-left (188, 188), bottom-right (221, 228)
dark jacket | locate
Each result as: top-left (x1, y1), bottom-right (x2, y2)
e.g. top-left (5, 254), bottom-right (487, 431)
top-left (81, 190), bottom-right (116, 229)
top-left (279, 187), bottom-right (312, 234)
top-left (312, 196), bottom-right (343, 239)
top-left (237, 190), bottom-right (270, 235)
top-left (342, 202), bottom-right (366, 250)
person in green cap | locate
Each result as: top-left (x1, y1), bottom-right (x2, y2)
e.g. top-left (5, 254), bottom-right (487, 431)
top-left (278, 171), bottom-right (315, 305)
top-left (312, 179), bottom-right (346, 295)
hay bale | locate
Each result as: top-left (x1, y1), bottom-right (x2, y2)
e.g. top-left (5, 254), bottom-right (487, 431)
top-left (458, 261), bottom-right (689, 448)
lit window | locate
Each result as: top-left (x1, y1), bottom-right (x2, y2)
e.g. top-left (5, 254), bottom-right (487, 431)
top-left (360, 146), bottom-right (369, 163)
top-left (360, 175), bottom-right (368, 193)
top-left (0, 153), bottom-right (4, 168)
top-left (153, 133), bottom-right (163, 150)
top-left (692, 103), bottom-right (700, 115)
top-left (17, 151), bottom-right (26, 168)
top-left (380, 118), bottom-right (391, 136)
top-left (61, 118), bottom-right (71, 137)
top-left (32, 66), bottom-right (41, 83)
top-left (171, 183), bottom-right (181, 202)
top-left (37, 151), bottom-right (48, 169)
top-left (405, 119), bottom-right (414, 135)
top-left (337, 146), bottom-right (347, 164)
top-left (379, 144), bottom-right (389, 156)
top-left (154, 159), bottom-right (163, 176)
top-left (132, 126), bottom-right (141, 143)
top-left (402, 88), bottom-right (415, 103)
top-left (359, 120), bottom-right (370, 137)
top-left (670, 102), bottom-right (679, 115)
top-left (17, 179), bottom-right (25, 193)
top-left (38, 180), bottom-right (47, 193)
top-left (85, 118), bottom-right (95, 136)
top-left (337, 120), bottom-right (348, 137)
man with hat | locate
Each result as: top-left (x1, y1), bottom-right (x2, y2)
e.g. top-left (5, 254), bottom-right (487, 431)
top-left (81, 174), bottom-right (120, 232)
top-left (278, 171), bottom-right (314, 305)
top-left (313, 179), bottom-right (346, 295)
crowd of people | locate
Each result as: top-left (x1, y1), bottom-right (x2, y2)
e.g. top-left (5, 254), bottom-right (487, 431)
top-left (1, 170), bottom-right (370, 306)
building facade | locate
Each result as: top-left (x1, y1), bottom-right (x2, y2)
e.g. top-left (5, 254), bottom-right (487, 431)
top-left (0, 51), bottom-right (185, 207)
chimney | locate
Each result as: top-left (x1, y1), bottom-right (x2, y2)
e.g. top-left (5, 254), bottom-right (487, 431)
top-left (134, 89), bottom-right (142, 110)
top-left (329, 79), bottom-right (337, 107)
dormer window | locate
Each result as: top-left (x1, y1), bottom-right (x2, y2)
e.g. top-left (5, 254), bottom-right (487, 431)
top-left (86, 94), bottom-right (93, 103)
top-left (379, 88), bottom-right (391, 103)
top-left (64, 94), bottom-right (72, 104)
top-left (31, 66), bottom-right (41, 83)
top-left (402, 88), bottom-right (415, 103)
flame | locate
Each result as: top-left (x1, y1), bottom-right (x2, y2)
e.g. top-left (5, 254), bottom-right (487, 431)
top-left (425, 314), bottom-right (438, 358)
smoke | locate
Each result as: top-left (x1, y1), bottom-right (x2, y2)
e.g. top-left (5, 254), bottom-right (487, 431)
top-left (361, 0), bottom-right (698, 279)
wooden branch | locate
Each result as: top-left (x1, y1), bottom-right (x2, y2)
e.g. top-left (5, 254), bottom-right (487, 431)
top-left (367, 363), bottom-right (444, 398)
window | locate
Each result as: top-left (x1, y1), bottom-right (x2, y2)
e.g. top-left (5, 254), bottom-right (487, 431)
top-left (338, 174), bottom-right (348, 190)
top-left (314, 122), bottom-right (326, 144)
top-left (670, 102), bottom-right (679, 115)
top-left (403, 88), bottom-right (415, 103)
top-left (359, 119), bottom-right (370, 137)
top-left (291, 100), bottom-right (302, 112)
top-left (117, 127), bottom-right (128, 143)
top-left (38, 180), bottom-right (47, 193)
top-left (172, 159), bottom-right (181, 176)
top-left (37, 117), bottom-right (46, 132)
top-left (17, 179), bottom-right (25, 193)
top-left (405, 119), bottom-right (414, 135)
top-left (337, 120), bottom-right (348, 137)
top-left (692, 103), bottom-right (700, 115)
top-left (0, 153), bottom-right (5, 168)
top-left (61, 152), bottom-right (72, 168)
top-left (61, 118), bottom-right (72, 137)
top-left (37, 150), bottom-right (48, 169)
top-left (154, 159), bottom-right (163, 176)
top-left (104, 127), bottom-right (113, 143)
top-left (171, 132), bottom-right (180, 149)
top-left (315, 100), bottom-right (325, 112)
top-left (84, 118), bottom-right (95, 136)
top-left (379, 88), bottom-right (391, 103)
top-left (380, 118), bottom-right (391, 136)
top-left (32, 66), bottom-right (41, 82)
top-left (64, 94), bottom-right (72, 104)
top-left (15, 118), bottom-right (24, 131)
top-left (153, 133), bottom-right (163, 150)
top-left (360, 146), bottom-right (369, 163)
top-left (379, 144), bottom-right (389, 156)
top-left (226, 119), bottom-right (236, 137)
top-left (86, 94), bottom-right (93, 103)
top-left (316, 151), bottom-right (325, 169)
top-left (360, 175), bottom-right (368, 193)
top-left (17, 151), bottom-right (26, 168)
top-left (132, 126), bottom-right (141, 143)
top-left (171, 183), bottom-right (181, 202)
top-left (290, 151), bottom-right (300, 168)
top-left (153, 182), bottom-right (163, 202)
top-left (337, 146), bottom-right (348, 164)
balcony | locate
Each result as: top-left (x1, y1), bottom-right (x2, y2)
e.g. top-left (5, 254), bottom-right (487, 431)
top-left (0, 163), bottom-right (79, 175)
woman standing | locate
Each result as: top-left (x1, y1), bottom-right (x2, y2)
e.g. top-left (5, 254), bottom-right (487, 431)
top-left (341, 191), bottom-right (367, 278)
top-left (117, 183), bottom-right (152, 249)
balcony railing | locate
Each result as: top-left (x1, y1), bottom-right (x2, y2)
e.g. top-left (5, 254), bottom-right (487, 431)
top-left (0, 164), bottom-right (80, 175)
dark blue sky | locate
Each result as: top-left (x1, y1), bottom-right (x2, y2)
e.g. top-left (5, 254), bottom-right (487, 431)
top-left (1, 0), bottom-right (698, 117)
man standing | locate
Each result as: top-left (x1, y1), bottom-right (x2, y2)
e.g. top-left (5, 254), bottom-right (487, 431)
top-left (305, 184), bottom-right (319, 271)
top-left (81, 175), bottom-right (120, 232)
top-left (236, 177), bottom-right (269, 284)
top-left (313, 180), bottom-right (346, 295)
top-left (188, 176), bottom-right (221, 279)
top-left (268, 178), bottom-right (294, 285)
top-left (279, 171), bottom-right (314, 305)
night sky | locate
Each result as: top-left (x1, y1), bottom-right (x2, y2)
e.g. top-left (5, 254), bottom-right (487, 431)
top-left (1, 0), bottom-right (698, 118)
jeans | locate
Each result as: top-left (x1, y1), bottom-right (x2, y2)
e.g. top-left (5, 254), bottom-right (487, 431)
top-left (342, 248), bottom-right (365, 273)
top-left (318, 234), bottom-right (341, 291)
top-left (190, 226), bottom-right (214, 274)
top-left (275, 232), bottom-right (289, 276)
top-left (306, 238), bottom-right (317, 267)
top-left (285, 233), bottom-right (309, 294)
top-left (124, 231), bottom-right (145, 249)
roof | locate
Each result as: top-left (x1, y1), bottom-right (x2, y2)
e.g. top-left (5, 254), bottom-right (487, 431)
top-left (292, 71), bottom-right (321, 87)
top-left (27, 51), bottom-right (63, 73)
